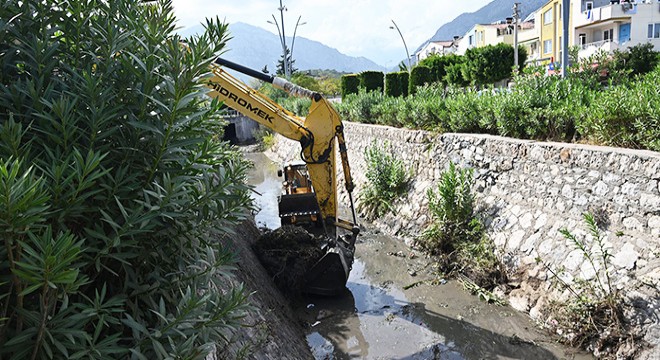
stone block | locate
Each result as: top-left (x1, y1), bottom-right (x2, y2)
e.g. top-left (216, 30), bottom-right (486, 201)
top-left (623, 217), bottom-right (643, 231)
top-left (640, 194), bottom-right (660, 212)
top-left (602, 172), bottom-right (621, 183)
top-left (562, 249), bottom-right (584, 271)
top-left (561, 185), bottom-right (573, 199)
top-left (621, 182), bottom-right (639, 197)
top-left (519, 213), bottom-right (534, 229)
top-left (592, 181), bottom-right (609, 196)
top-left (649, 216), bottom-right (660, 229)
top-left (612, 243), bottom-right (640, 270)
top-left (507, 230), bottom-right (526, 251)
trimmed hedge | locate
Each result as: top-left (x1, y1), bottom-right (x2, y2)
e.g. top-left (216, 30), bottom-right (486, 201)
top-left (359, 71), bottom-right (384, 92)
top-left (409, 65), bottom-right (432, 94)
top-left (341, 74), bottom-right (360, 99)
top-left (385, 72), bottom-right (399, 97)
top-left (397, 71), bottom-right (410, 97)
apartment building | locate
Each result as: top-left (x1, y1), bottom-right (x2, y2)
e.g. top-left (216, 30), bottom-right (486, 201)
top-left (573, 0), bottom-right (660, 58)
top-left (415, 39), bottom-right (460, 62)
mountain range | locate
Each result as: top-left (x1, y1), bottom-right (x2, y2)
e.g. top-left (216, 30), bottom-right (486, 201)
top-left (415, 0), bottom-right (547, 52)
top-left (180, 22), bottom-right (386, 80)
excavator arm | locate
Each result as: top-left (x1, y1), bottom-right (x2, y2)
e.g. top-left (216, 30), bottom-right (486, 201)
top-left (206, 58), bottom-right (357, 230)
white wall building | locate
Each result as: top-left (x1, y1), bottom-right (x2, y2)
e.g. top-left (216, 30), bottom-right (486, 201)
top-left (573, 1), bottom-right (660, 59)
top-left (415, 39), bottom-right (460, 62)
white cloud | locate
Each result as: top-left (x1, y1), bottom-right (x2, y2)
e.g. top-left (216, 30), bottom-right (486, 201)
top-left (172, 0), bottom-right (490, 67)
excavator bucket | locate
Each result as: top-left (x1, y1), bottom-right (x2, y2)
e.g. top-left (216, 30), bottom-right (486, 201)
top-left (303, 239), bottom-right (355, 296)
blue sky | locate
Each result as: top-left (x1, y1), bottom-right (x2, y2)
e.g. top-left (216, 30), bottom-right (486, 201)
top-left (172, 0), bottom-right (491, 67)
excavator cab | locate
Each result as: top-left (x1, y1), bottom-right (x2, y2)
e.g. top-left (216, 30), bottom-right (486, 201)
top-left (278, 162), bottom-right (321, 226)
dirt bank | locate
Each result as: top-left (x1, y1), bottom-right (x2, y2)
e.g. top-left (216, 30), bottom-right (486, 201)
top-left (213, 220), bottom-right (313, 360)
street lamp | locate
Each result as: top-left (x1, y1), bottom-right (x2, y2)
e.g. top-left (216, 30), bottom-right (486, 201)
top-left (267, 1), bottom-right (304, 79)
top-left (389, 19), bottom-right (412, 72)
top-left (290, 15), bottom-right (307, 73)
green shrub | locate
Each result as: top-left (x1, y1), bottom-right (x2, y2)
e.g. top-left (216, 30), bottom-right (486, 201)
top-left (421, 162), bottom-right (478, 253)
top-left (335, 88), bottom-right (385, 124)
top-left (341, 74), bottom-right (360, 99)
top-left (385, 72), bottom-right (401, 97)
top-left (419, 162), bottom-right (502, 289)
top-left (359, 71), bottom-right (384, 93)
top-left (419, 53), bottom-right (463, 85)
top-left (0, 1), bottom-right (252, 358)
top-left (253, 126), bottom-right (276, 150)
top-left (462, 43), bottom-right (527, 85)
top-left (578, 68), bottom-right (660, 151)
top-left (281, 96), bottom-right (312, 117)
top-left (396, 71), bottom-right (410, 97)
top-left (446, 62), bottom-right (469, 87)
top-left (539, 213), bottom-right (630, 355)
top-left (612, 43), bottom-right (659, 77)
top-left (409, 65), bottom-right (432, 95)
top-left (444, 88), bottom-right (498, 133)
top-left (357, 142), bottom-right (410, 219)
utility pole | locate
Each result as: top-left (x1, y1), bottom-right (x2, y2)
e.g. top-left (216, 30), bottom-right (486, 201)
top-left (278, 0), bottom-right (289, 78)
top-left (562, 0), bottom-right (570, 78)
top-left (389, 20), bottom-right (412, 72)
top-left (513, 2), bottom-right (520, 69)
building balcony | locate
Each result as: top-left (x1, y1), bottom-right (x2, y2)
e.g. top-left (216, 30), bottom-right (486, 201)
top-left (578, 39), bottom-right (621, 58)
top-left (573, 2), bottom-right (649, 28)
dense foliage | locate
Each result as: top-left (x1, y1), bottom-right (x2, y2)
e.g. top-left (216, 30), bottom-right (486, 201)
top-left (358, 71), bottom-right (385, 93)
top-left (331, 49), bottom-right (660, 152)
top-left (409, 65), bottom-right (432, 95)
top-left (418, 162), bottom-right (502, 289)
top-left (419, 54), bottom-right (463, 86)
top-left (0, 1), bottom-right (253, 359)
top-left (385, 71), bottom-right (408, 98)
top-left (340, 74), bottom-right (360, 99)
top-left (396, 71), bottom-right (410, 97)
top-left (357, 142), bottom-right (409, 219)
top-left (460, 43), bottom-right (527, 86)
top-left (385, 72), bottom-right (399, 97)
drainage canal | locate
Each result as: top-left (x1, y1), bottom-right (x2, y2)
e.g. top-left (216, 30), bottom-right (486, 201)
top-left (246, 151), bottom-right (592, 360)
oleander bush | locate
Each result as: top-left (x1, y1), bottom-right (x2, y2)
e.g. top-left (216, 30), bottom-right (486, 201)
top-left (0, 1), bottom-right (253, 358)
top-left (334, 47), bottom-right (660, 151)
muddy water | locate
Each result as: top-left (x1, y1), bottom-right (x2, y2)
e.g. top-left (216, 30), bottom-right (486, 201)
top-left (246, 151), bottom-right (593, 360)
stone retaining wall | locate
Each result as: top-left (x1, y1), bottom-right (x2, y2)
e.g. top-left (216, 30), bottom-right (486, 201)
top-left (269, 121), bottom-right (660, 358)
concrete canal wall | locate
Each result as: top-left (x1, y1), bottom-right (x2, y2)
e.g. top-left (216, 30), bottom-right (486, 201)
top-left (269, 121), bottom-right (660, 357)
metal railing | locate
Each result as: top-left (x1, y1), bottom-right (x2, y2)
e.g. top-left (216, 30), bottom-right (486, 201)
top-left (579, 39), bottom-right (619, 50)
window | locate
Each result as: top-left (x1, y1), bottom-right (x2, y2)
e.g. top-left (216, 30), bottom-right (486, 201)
top-left (604, 29), bottom-right (613, 41)
top-left (579, 33), bottom-right (587, 45)
top-left (649, 23), bottom-right (660, 39)
top-left (544, 9), bottom-right (553, 24)
top-left (469, 35), bottom-right (474, 45)
top-left (559, 4), bottom-right (562, 20)
top-left (544, 39), bottom-right (552, 54)
top-left (585, 1), bottom-right (593, 11)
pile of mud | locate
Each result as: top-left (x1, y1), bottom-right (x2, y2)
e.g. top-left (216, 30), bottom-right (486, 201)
top-left (253, 226), bottom-right (325, 293)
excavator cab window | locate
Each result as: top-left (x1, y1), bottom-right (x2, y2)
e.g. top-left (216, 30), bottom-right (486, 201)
top-left (284, 165), bottom-right (312, 194)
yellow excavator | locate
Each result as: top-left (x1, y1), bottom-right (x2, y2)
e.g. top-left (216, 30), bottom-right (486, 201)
top-left (206, 58), bottom-right (360, 295)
